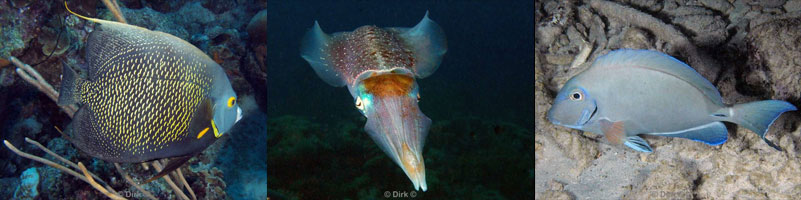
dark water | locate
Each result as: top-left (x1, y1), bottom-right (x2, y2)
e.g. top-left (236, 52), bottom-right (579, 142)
top-left (267, 0), bottom-right (534, 199)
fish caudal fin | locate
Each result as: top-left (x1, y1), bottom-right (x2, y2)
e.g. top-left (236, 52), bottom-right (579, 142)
top-left (300, 21), bottom-right (346, 87)
top-left (717, 100), bottom-right (797, 151)
top-left (57, 63), bottom-right (84, 106)
top-left (394, 11), bottom-right (447, 79)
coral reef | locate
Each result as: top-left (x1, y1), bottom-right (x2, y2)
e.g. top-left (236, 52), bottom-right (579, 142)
top-left (536, 0), bottom-right (801, 199)
top-left (13, 167), bottom-right (39, 199)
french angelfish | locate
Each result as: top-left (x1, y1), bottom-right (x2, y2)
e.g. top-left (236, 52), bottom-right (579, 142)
top-left (300, 12), bottom-right (446, 191)
top-left (60, 2), bottom-right (243, 182)
top-left (547, 49), bottom-right (797, 152)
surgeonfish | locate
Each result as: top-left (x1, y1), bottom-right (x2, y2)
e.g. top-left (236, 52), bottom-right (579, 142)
top-left (300, 12), bottom-right (446, 191)
top-left (547, 49), bottom-right (797, 152)
top-left (60, 2), bottom-right (243, 182)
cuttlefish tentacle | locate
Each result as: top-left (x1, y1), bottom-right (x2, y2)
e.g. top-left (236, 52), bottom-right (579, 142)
top-left (301, 12), bottom-right (446, 191)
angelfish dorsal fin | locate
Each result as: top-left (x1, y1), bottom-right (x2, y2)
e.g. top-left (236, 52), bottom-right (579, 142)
top-left (591, 49), bottom-right (723, 105)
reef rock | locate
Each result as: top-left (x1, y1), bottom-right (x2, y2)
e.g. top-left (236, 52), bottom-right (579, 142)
top-left (747, 18), bottom-right (801, 102)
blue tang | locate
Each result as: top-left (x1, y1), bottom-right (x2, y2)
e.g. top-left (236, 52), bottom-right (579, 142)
top-left (547, 49), bottom-right (797, 152)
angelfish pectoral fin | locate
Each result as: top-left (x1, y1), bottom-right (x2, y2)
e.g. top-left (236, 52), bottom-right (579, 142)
top-left (142, 154), bottom-right (194, 184)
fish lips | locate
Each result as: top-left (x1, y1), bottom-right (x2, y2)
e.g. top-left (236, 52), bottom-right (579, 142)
top-left (363, 95), bottom-right (430, 191)
top-left (547, 99), bottom-right (597, 129)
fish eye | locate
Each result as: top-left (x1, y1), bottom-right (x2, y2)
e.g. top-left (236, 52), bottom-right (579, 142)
top-left (569, 91), bottom-right (583, 101)
top-left (355, 97), bottom-right (364, 110)
top-left (227, 97), bottom-right (236, 108)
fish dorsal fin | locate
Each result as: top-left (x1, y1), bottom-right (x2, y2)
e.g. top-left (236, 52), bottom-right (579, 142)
top-left (68, 1), bottom-right (213, 81)
top-left (188, 98), bottom-right (215, 139)
top-left (591, 49), bottom-right (723, 105)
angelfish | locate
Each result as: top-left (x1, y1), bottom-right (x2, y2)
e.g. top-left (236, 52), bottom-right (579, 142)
top-left (60, 3), bottom-right (243, 182)
top-left (300, 12), bottom-right (446, 191)
top-left (547, 49), bottom-right (796, 152)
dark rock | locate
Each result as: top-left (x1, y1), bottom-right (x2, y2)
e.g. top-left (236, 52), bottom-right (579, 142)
top-left (246, 9), bottom-right (267, 44)
top-left (673, 15), bottom-right (728, 46)
top-left (747, 18), bottom-right (801, 101)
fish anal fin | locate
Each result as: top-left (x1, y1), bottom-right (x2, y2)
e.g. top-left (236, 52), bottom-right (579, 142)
top-left (657, 122), bottom-right (728, 146)
top-left (142, 155), bottom-right (194, 184)
top-left (600, 120), bottom-right (626, 145)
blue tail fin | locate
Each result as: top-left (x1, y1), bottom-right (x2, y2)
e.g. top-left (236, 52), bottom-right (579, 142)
top-left (722, 100), bottom-right (797, 151)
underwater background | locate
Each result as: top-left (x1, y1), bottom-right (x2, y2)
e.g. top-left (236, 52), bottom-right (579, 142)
top-left (0, 0), bottom-right (266, 199)
top-left (267, 0), bottom-right (534, 199)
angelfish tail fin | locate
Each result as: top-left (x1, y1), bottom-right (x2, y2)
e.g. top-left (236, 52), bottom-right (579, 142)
top-left (716, 100), bottom-right (797, 151)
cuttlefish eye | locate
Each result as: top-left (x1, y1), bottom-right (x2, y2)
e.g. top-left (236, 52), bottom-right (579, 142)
top-left (355, 97), bottom-right (364, 110)
top-left (227, 97), bottom-right (236, 108)
top-left (416, 94), bottom-right (421, 102)
top-left (569, 90), bottom-right (583, 101)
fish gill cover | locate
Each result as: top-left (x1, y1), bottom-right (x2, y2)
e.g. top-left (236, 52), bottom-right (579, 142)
top-left (0, 0), bottom-right (266, 199)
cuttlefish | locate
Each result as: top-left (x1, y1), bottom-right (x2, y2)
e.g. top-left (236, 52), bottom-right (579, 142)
top-left (300, 12), bottom-right (446, 191)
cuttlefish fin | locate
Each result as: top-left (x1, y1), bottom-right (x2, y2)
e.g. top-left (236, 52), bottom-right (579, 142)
top-left (300, 21), bottom-right (346, 87)
top-left (392, 11), bottom-right (447, 79)
top-left (142, 154), bottom-right (194, 184)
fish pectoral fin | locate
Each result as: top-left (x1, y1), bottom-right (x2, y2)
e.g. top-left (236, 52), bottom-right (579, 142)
top-left (142, 155), bottom-right (194, 184)
top-left (657, 122), bottom-right (728, 146)
top-left (600, 120), bottom-right (626, 145)
top-left (188, 98), bottom-right (214, 139)
top-left (624, 136), bottom-right (653, 153)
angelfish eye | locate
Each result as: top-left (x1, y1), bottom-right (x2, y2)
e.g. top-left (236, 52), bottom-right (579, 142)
top-left (227, 97), bottom-right (236, 108)
top-left (569, 91), bottom-right (582, 101)
top-left (355, 97), bottom-right (364, 110)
